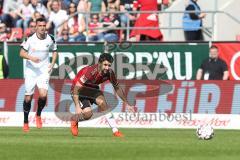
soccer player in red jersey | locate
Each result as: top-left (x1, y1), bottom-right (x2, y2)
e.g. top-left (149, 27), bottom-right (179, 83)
top-left (71, 53), bottom-right (135, 137)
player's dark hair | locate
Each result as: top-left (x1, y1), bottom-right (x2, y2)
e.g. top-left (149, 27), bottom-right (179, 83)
top-left (98, 53), bottom-right (114, 63)
top-left (52, 0), bottom-right (60, 3)
top-left (36, 17), bottom-right (46, 23)
top-left (210, 45), bottom-right (218, 50)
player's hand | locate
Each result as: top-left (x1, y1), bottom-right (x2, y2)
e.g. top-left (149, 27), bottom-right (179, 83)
top-left (30, 56), bottom-right (40, 63)
top-left (126, 105), bottom-right (136, 113)
top-left (48, 63), bottom-right (54, 73)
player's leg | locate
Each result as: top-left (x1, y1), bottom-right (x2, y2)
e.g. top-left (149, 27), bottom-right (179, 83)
top-left (95, 94), bottom-right (123, 137)
top-left (71, 86), bottom-right (99, 122)
top-left (35, 88), bottom-right (48, 128)
top-left (23, 70), bottom-right (36, 132)
top-left (36, 73), bottom-right (49, 128)
top-left (71, 99), bottom-right (93, 121)
top-left (81, 100), bottom-right (93, 120)
top-left (70, 98), bottom-right (93, 136)
top-left (23, 94), bottom-right (33, 132)
top-left (37, 88), bottom-right (47, 117)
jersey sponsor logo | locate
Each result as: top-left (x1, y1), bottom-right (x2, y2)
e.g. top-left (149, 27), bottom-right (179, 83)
top-left (80, 75), bottom-right (87, 83)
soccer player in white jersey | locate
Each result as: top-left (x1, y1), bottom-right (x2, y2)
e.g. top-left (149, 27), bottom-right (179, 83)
top-left (20, 18), bottom-right (58, 132)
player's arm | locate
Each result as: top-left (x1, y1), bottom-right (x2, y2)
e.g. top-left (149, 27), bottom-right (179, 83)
top-left (113, 84), bottom-right (135, 113)
top-left (48, 50), bottom-right (58, 73)
top-left (19, 48), bottom-right (40, 63)
top-left (20, 37), bottom-right (40, 63)
top-left (49, 35), bottom-right (58, 73)
top-left (110, 70), bottom-right (135, 112)
top-left (51, 51), bottom-right (58, 65)
top-left (113, 84), bottom-right (127, 103)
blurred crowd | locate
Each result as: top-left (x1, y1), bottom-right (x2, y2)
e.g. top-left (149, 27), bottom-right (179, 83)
top-left (0, 0), bottom-right (176, 42)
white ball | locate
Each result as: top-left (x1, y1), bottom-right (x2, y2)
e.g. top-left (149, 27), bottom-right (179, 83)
top-left (196, 124), bottom-right (214, 140)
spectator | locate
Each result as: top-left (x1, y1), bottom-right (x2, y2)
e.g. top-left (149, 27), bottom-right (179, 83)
top-left (160, 0), bottom-right (173, 10)
top-left (61, 1), bottom-right (81, 9)
top-left (30, 0), bottom-right (49, 19)
top-left (47, 0), bottom-right (68, 36)
top-left (0, 11), bottom-right (17, 28)
top-left (0, 0), bottom-right (17, 28)
top-left (66, 2), bottom-right (86, 42)
top-left (196, 45), bottom-right (229, 80)
top-left (119, 0), bottom-right (135, 27)
top-left (77, 0), bottom-right (88, 12)
top-left (41, 0), bottom-right (49, 7)
top-left (102, 0), bottom-right (120, 12)
top-left (57, 28), bottom-right (70, 42)
top-left (130, 0), bottom-right (163, 41)
top-left (62, 0), bottom-right (72, 9)
top-left (88, 0), bottom-right (103, 13)
top-left (100, 6), bottom-right (121, 42)
top-left (32, 11), bottom-right (43, 22)
top-left (88, 14), bottom-right (102, 41)
top-left (119, 0), bottom-right (135, 40)
top-left (0, 54), bottom-right (9, 79)
top-left (182, 0), bottom-right (205, 41)
top-left (16, 0), bottom-right (34, 30)
top-left (77, 0), bottom-right (88, 22)
top-left (0, 23), bottom-right (17, 41)
top-left (25, 19), bottom-right (36, 37)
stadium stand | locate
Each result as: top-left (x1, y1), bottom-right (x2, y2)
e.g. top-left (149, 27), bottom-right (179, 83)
top-left (0, 0), bottom-right (239, 42)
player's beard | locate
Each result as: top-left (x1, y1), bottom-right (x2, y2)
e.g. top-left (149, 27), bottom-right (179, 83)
top-left (38, 30), bottom-right (46, 38)
top-left (102, 70), bottom-right (107, 74)
top-left (40, 29), bottom-right (46, 35)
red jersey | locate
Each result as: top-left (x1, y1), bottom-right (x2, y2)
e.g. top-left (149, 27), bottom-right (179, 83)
top-left (89, 22), bottom-right (101, 34)
top-left (131, 0), bottom-right (163, 39)
top-left (71, 64), bottom-right (119, 90)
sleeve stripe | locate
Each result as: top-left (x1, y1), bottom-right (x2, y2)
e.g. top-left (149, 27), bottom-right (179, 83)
top-left (21, 46), bottom-right (28, 52)
top-left (49, 34), bottom-right (56, 43)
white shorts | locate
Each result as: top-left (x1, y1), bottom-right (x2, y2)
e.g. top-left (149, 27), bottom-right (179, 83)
top-left (24, 67), bottom-right (50, 95)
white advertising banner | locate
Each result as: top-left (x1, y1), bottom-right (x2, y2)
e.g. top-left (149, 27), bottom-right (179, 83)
top-left (1, 112), bottom-right (240, 129)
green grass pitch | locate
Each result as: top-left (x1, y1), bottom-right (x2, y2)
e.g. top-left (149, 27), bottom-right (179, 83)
top-left (0, 127), bottom-right (239, 160)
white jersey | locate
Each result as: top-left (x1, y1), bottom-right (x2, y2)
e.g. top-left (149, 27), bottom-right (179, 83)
top-left (21, 33), bottom-right (57, 72)
top-left (21, 33), bottom-right (57, 95)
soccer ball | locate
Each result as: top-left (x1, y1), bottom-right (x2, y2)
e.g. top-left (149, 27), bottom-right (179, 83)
top-left (196, 124), bottom-right (214, 140)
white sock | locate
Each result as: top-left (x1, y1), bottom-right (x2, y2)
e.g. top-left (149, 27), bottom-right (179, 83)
top-left (105, 113), bottom-right (118, 133)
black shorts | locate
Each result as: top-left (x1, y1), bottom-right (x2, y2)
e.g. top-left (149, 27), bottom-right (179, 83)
top-left (78, 96), bottom-right (97, 109)
top-left (71, 86), bottom-right (102, 109)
